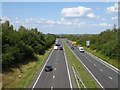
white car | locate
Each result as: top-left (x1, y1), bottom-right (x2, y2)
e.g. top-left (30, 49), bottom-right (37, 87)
top-left (54, 46), bottom-right (58, 50)
top-left (79, 47), bottom-right (84, 53)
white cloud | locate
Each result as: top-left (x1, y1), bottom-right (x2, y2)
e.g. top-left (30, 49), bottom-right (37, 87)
top-left (46, 20), bottom-right (56, 24)
top-left (15, 20), bottom-right (20, 24)
top-left (92, 23), bottom-right (112, 27)
top-left (111, 16), bottom-right (118, 20)
top-left (101, 18), bottom-right (106, 21)
top-left (61, 17), bottom-right (65, 21)
top-left (15, 17), bottom-right (18, 20)
top-left (100, 23), bottom-right (112, 27)
top-left (86, 13), bottom-right (96, 18)
top-left (96, 7), bottom-right (100, 10)
top-left (2, 16), bottom-right (114, 34)
top-left (60, 21), bottom-right (72, 25)
top-left (1, 16), bottom-right (10, 23)
top-left (106, 3), bottom-right (118, 14)
top-left (61, 6), bottom-right (98, 19)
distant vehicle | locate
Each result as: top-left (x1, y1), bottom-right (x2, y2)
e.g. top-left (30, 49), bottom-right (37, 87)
top-left (73, 44), bottom-right (77, 47)
top-left (54, 46), bottom-right (58, 50)
top-left (72, 42), bottom-right (77, 47)
top-left (71, 47), bottom-right (74, 50)
top-left (45, 65), bottom-right (53, 72)
top-left (59, 46), bottom-right (63, 50)
top-left (55, 41), bottom-right (60, 46)
top-left (79, 47), bottom-right (84, 53)
top-left (66, 41), bottom-right (68, 43)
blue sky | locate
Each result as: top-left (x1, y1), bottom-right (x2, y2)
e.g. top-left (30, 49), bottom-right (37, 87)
top-left (2, 2), bottom-right (118, 34)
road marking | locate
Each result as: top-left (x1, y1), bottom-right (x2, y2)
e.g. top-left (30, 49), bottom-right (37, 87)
top-left (54, 68), bottom-right (56, 70)
top-left (85, 51), bottom-right (120, 74)
top-left (51, 86), bottom-right (53, 90)
top-left (55, 63), bottom-right (57, 65)
top-left (100, 69), bottom-right (103, 72)
top-left (65, 41), bottom-right (104, 89)
top-left (94, 64), bottom-right (96, 66)
top-left (32, 49), bottom-right (54, 89)
top-left (53, 75), bottom-right (55, 79)
top-left (86, 57), bottom-right (87, 58)
top-left (109, 76), bottom-right (112, 80)
top-left (63, 41), bottom-right (73, 89)
top-left (89, 60), bottom-right (91, 62)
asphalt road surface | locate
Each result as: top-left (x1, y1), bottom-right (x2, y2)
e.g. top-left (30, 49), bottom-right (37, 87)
top-left (32, 40), bottom-right (72, 89)
top-left (65, 39), bottom-right (119, 89)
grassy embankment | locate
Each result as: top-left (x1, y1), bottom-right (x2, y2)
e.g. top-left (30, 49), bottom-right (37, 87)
top-left (75, 43), bottom-right (120, 69)
top-left (63, 41), bottom-right (98, 88)
top-left (68, 39), bottom-right (119, 69)
top-left (83, 47), bottom-right (120, 69)
top-left (2, 46), bottom-right (53, 88)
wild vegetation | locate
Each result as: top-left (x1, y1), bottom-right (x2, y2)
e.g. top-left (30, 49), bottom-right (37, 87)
top-left (2, 21), bottom-right (56, 71)
top-left (63, 41), bottom-right (97, 88)
top-left (61, 26), bottom-right (119, 68)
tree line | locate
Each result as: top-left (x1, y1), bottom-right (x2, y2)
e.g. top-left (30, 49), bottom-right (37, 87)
top-left (61, 27), bottom-right (119, 60)
top-left (2, 21), bottom-right (56, 71)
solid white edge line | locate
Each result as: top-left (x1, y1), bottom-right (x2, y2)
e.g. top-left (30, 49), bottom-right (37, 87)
top-left (62, 41), bottom-right (73, 89)
top-left (32, 49), bottom-right (54, 89)
top-left (109, 77), bottom-right (113, 80)
top-left (65, 41), bottom-right (105, 89)
top-left (85, 51), bottom-right (120, 73)
top-left (51, 86), bottom-right (53, 90)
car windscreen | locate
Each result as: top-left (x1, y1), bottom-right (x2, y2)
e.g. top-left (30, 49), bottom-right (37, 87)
top-left (45, 66), bottom-right (51, 68)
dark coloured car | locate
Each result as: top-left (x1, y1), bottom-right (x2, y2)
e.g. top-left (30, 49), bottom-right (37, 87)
top-left (45, 65), bottom-right (53, 72)
top-left (59, 46), bottom-right (63, 50)
top-left (71, 47), bottom-right (74, 50)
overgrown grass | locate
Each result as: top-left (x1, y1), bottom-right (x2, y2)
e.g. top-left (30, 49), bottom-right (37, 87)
top-left (69, 40), bottom-right (119, 69)
top-left (83, 46), bottom-right (120, 69)
top-left (63, 41), bottom-right (98, 88)
top-left (2, 46), bottom-right (53, 88)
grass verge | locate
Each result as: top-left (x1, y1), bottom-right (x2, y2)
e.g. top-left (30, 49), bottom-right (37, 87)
top-left (69, 40), bottom-right (119, 69)
top-left (63, 41), bottom-right (98, 88)
top-left (83, 46), bottom-right (120, 69)
top-left (2, 46), bottom-right (53, 88)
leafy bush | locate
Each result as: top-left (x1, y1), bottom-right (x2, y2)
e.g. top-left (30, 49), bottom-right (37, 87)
top-left (62, 28), bottom-right (119, 60)
top-left (2, 21), bottom-right (56, 70)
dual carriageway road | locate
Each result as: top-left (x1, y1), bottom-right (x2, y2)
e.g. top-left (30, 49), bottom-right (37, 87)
top-left (32, 39), bottom-right (119, 89)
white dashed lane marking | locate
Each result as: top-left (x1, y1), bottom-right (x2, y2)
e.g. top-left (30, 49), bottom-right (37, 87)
top-left (53, 75), bottom-right (55, 79)
top-left (94, 64), bottom-right (96, 66)
top-left (100, 69), bottom-right (103, 71)
top-left (51, 86), bottom-right (53, 90)
top-left (109, 77), bottom-right (113, 80)
top-left (54, 68), bottom-right (56, 70)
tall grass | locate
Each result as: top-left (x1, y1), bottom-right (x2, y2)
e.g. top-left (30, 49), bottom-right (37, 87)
top-left (2, 46), bottom-right (53, 88)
